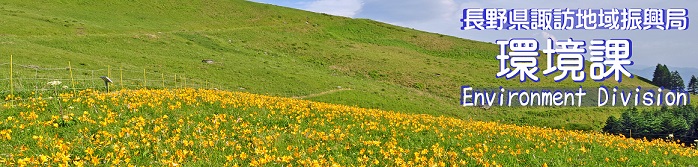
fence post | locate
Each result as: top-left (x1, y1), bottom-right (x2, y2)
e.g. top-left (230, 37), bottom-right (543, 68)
top-left (91, 70), bottom-right (95, 89)
top-left (143, 68), bottom-right (147, 89)
top-left (34, 69), bottom-right (38, 98)
top-left (9, 55), bottom-right (13, 96)
top-left (174, 74), bottom-right (177, 89)
top-left (120, 67), bottom-right (123, 90)
top-left (69, 62), bottom-right (75, 94)
top-left (162, 73), bottom-right (165, 88)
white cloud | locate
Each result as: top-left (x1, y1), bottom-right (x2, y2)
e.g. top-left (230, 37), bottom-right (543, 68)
top-left (540, 31), bottom-right (558, 43)
top-left (306, 0), bottom-right (363, 17)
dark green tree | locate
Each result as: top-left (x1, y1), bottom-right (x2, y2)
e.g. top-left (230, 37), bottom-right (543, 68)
top-left (603, 116), bottom-right (622, 134)
top-left (669, 70), bottom-right (685, 90)
top-left (688, 75), bottom-right (698, 94)
top-left (620, 108), bottom-right (641, 137)
top-left (661, 114), bottom-right (689, 135)
top-left (602, 105), bottom-right (698, 145)
top-left (652, 64), bottom-right (671, 88)
top-left (651, 64), bottom-right (662, 86)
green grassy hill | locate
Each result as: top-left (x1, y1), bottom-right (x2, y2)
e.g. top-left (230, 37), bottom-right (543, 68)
top-left (0, 0), bottom-right (686, 130)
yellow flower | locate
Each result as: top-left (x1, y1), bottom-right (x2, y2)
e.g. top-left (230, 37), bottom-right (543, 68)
top-left (40, 154), bottom-right (50, 163)
top-left (17, 157), bottom-right (30, 166)
top-left (74, 160), bottom-right (85, 167)
top-left (0, 129), bottom-right (11, 140)
top-left (239, 152), bottom-right (247, 160)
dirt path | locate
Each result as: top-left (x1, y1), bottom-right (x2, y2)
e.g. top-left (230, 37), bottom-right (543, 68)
top-left (293, 88), bottom-right (352, 99)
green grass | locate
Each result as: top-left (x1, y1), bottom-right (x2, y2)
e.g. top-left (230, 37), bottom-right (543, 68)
top-left (0, 0), bottom-right (693, 131)
top-left (1, 89), bottom-right (696, 166)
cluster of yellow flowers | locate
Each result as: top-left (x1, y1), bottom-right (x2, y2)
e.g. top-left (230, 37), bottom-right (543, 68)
top-left (0, 88), bottom-right (696, 166)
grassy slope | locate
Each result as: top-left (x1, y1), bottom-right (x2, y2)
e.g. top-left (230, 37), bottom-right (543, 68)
top-left (0, 0), bottom-right (691, 130)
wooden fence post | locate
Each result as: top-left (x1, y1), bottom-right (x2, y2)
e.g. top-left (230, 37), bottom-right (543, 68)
top-left (69, 62), bottom-right (75, 94)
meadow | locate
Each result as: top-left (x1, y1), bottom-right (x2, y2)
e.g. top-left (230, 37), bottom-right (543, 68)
top-left (1, 0), bottom-right (690, 131)
top-left (1, 88), bottom-right (697, 166)
top-left (2, 0), bottom-right (698, 166)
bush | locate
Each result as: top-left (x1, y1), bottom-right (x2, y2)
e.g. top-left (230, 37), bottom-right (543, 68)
top-left (603, 105), bottom-right (698, 144)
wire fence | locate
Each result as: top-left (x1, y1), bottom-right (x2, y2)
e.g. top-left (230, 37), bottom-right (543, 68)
top-left (1, 55), bottom-right (226, 105)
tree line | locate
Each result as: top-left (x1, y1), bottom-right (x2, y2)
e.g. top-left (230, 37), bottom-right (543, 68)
top-left (603, 105), bottom-right (698, 145)
top-left (651, 64), bottom-right (698, 94)
top-left (601, 64), bottom-right (698, 145)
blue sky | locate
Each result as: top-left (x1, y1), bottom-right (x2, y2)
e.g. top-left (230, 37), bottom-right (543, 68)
top-left (252, 0), bottom-right (697, 69)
